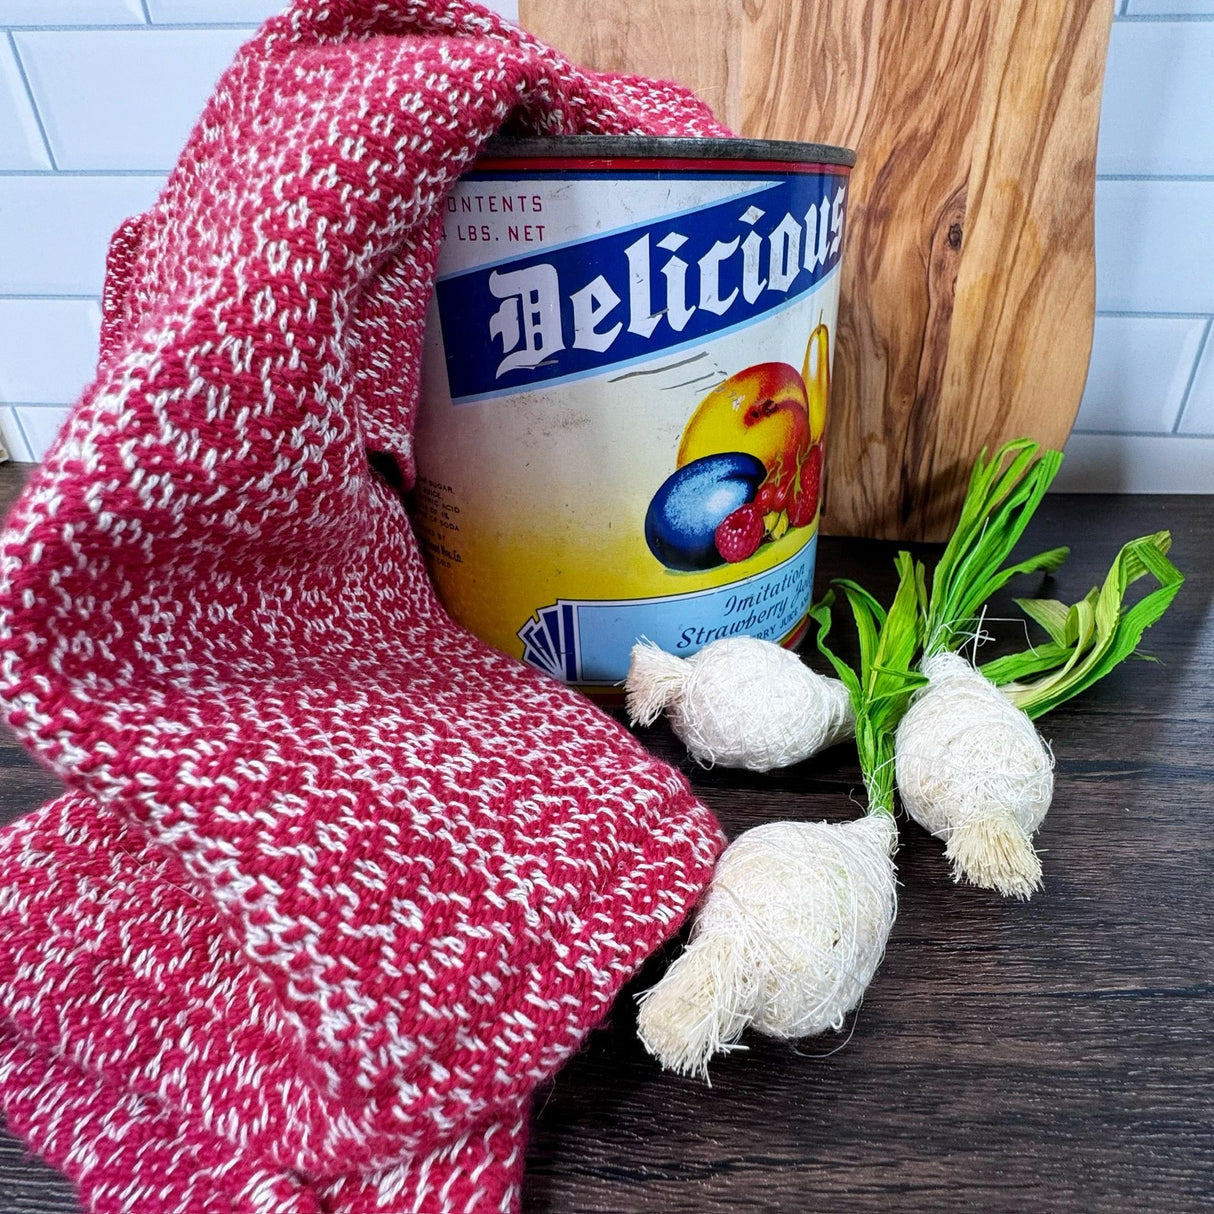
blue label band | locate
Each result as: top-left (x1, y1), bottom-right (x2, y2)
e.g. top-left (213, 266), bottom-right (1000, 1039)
top-left (517, 536), bottom-right (818, 684)
top-left (437, 174), bottom-right (846, 403)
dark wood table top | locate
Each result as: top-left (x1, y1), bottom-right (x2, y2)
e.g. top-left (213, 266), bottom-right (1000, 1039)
top-left (0, 460), bottom-right (1210, 1213)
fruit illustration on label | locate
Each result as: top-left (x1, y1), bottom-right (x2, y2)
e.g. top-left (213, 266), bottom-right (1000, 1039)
top-left (676, 362), bottom-right (811, 481)
top-left (645, 453), bottom-right (768, 571)
top-left (803, 319), bottom-right (830, 443)
top-left (646, 336), bottom-right (829, 572)
top-left (753, 463), bottom-right (795, 514)
top-left (715, 504), bottom-right (766, 563)
top-left (787, 442), bottom-right (823, 528)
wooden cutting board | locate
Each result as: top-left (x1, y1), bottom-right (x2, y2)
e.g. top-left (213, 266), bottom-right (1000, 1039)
top-left (517, 0), bottom-right (1114, 540)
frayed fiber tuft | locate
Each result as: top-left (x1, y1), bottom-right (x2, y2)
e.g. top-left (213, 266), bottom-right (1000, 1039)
top-left (626, 640), bottom-right (690, 727)
top-left (946, 813), bottom-right (1043, 900)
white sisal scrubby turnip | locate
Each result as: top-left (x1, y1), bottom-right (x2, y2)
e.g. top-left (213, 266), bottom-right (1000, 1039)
top-left (625, 635), bottom-right (854, 771)
top-left (636, 814), bottom-right (897, 1077)
top-left (896, 651), bottom-right (1052, 898)
top-left (893, 442), bottom-right (1069, 897)
top-left (637, 554), bottom-right (925, 1076)
top-left (895, 444), bottom-right (1183, 898)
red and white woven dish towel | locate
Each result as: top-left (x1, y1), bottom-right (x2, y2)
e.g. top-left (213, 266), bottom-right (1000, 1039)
top-left (0, 2), bottom-right (728, 1209)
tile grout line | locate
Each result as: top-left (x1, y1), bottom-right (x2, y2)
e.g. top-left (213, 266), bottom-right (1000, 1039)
top-left (0, 409), bottom-right (32, 462)
top-left (0, 169), bottom-right (169, 178)
top-left (0, 22), bottom-right (263, 32)
top-left (6, 30), bottom-right (57, 171)
top-left (0, 294), bottom-right (102, 302)
top-left (1071, 427), bottom-right (1214, 439)
top-left (1118, 14), bottom-right (1214, 22)
top-left (1096, 174), bottom-right (1214, 182)
top-left (10, 406), bottom-right (38, 462)
top-left (1171, 317), bottom-right (1212, 435)
top-left (1095, 309), bottom-right (1214, 321)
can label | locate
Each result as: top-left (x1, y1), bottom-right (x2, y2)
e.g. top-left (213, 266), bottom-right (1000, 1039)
top-left (415, 157), bottom-right (847, 687)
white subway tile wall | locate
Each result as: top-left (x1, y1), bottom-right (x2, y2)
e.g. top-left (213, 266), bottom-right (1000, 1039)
top-left (0, 299), bottom-right (101, 404)
top-left (1096, 22), bottom-right (1214, 175)
top-left (1094, 181), bottom-right (1214, 314)
top-left (1075, 315), bottom-right (1208, 434)
top-left (0, 408), bottom-right (33, 462)
top-left (13, 404), bottom-right (73, 463)
top-left (0, 1), bottom-right (1206, 485)
top-left (0, 2), bottom-right (145, 25)
top-left (144, 1), bottom-right (287, 22)
top-left (1177, 337), bottom-right (1214, 434)
top-left (1052, 434), bottom-right (1214, 492)
top-left (0, 36), bottom-right (50, 169)
top-left (0, 174), bottom-right (167, 294)
top-left (15, 28), bottom-right (253, 170)
top-left (1065, 3), bottom-right (1214, 487)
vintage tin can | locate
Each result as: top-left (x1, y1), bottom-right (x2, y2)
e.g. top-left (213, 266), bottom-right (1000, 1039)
top-left (413, 134), bottom-right (854, 692)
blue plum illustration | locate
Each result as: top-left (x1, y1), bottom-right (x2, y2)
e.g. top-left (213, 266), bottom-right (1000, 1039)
top-left (645, 452), bottom-right (767, 571)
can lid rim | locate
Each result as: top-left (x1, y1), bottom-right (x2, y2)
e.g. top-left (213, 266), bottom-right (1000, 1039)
top-left (480, 133), bottom-right (856, 168)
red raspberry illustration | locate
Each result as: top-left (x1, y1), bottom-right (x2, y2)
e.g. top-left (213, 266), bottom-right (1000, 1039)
top-left (715, 503), bottom-right (765, 563)
top-left (753, 480), bottom-right (781, 514)
top-left (754, 462), bottom-right (794, 514)
top-left (788, 444), bottom-right (823, 528)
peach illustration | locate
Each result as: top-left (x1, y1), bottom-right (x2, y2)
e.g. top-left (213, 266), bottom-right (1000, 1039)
top-left (676, 362), bottom-right (811, 478)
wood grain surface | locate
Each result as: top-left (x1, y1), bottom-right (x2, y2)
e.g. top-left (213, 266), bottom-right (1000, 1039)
top-left (519, 0), bottom-right (1114, 541)
top-left (0, 460), bottom-right (1211, 1212)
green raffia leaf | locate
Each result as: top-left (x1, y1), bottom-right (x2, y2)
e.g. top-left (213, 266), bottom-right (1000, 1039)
top-left (924, 440), bottom-right (1066, 655)
top-left (835, 578), bottom-right (885, 684)
top-left (812, 551), bottom-right (927, 813)
top-left (1016, 598), bottom-right (1070, 647)
top-left (809, 590), bottom-right (862, 704)
top-left (981, 545), bottom-right (1070, 604)
top-left (980, 641), bottom-right (1071, 685)
top-left (984, 531), bottom-right (1183, 718)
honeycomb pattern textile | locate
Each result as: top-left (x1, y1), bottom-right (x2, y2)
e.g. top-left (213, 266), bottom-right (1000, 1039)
top-left (0, 2), bottom-right (729, 1208)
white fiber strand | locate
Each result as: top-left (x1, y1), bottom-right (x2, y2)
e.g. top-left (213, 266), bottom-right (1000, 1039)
top-left (895, 651), bottom-right (1053, 899)
top-left (636, 814), bottom-right (899, 1078)
top-left (625, 636), bottom-right (855, 771)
